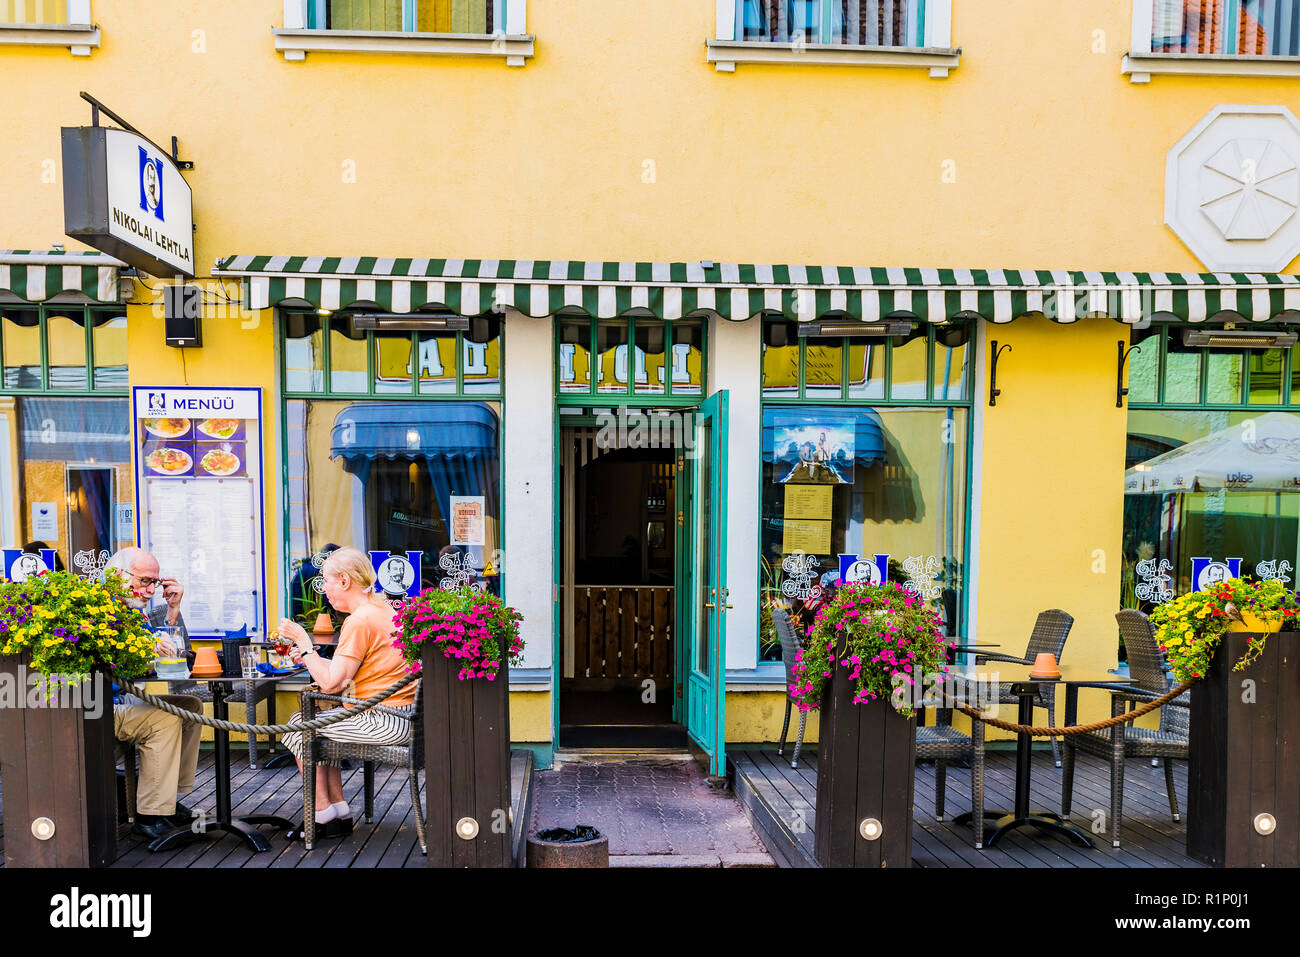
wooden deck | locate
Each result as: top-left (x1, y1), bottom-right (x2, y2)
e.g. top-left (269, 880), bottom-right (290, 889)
top-left (731, 747), bottom-right (1206, 868)
top-left (0, 749), bottom-right (534, 869)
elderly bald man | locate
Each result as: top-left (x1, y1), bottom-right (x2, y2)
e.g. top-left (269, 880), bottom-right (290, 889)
top-left (105, 547), bottom-right (204, 842)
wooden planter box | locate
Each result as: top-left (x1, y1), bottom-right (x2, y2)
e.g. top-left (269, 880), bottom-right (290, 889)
top-left (1187, 630), bottom-right (1300, 867)
top-left (813, 671), bottom-right (916, 868)
top-left (0, 654), bottom-right (117, 867)
top-left (422, 644), bottom-right (512, 867)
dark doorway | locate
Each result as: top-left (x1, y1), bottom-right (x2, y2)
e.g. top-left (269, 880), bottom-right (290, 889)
top-left (559, 427), bottom-right (687, 749)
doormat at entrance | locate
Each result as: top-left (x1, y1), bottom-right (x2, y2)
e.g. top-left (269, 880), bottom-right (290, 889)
top-left (529, 760), bottom-right (773, 867)
top-left (558, 724), bottom-right (689, 749)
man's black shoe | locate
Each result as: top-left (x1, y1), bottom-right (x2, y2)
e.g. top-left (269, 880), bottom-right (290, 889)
top-left (131, 815), bottom-right (180, 842)
top-left (168, 803), bottom-right (199, 828)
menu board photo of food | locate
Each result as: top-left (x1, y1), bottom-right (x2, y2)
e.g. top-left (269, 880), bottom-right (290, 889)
top-left (139, 418), bottom-right (248, 479)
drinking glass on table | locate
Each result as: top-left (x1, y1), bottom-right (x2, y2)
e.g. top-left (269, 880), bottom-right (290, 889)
top-left (154, 627), bottom-right (189, 678)
top-left (240, 645), bottom-right (261, 678)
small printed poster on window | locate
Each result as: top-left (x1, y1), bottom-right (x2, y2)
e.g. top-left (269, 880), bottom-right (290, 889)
top-left (132, 387), bottom-right (267, 640)
top-left (783, 484), bottom-right (832, 520)
top-left (772, 414), bottom-right (854, 485)
top-left (450, 495), bottom-right (486, 546)
top-left (32, 502), bottom-right (58, 540)
top-left (781, 519), bottom-right (831, 555)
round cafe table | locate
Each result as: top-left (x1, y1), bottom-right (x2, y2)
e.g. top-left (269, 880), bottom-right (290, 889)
top-left (953, 663), bottom-right (1131, 849)
top-left (146, 673), bottom-right (303, 854)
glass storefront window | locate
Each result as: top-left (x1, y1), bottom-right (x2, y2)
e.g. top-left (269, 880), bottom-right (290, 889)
top-left (804, 341), bottom-right (842, 398)
top-left (1249, 348), bottom-right (1284, 405)
top-left (415, 331), bottom-right (457, 395)
top-left (45, 311), bottom-right (87, 390)
top-left (1205, 351), bottom-right (1243, 404)
top-left (1123, 409), bottom-right (1300, 608)
top-left (759, 405), bottom-right (968, 661)
top-left (1126, 329), bottom-right (1160, 404)
top-left (890, 327), bottom-right (928, 400)
top-left (672, 319), bottom-right (704, 396)
top-left (595, 320), bottom-right (628, 395)
top-left (1163, 340), bottom-right (1201, 403)
top-left (847, 339), bottom-right (886, 400)
top-left (2, 309), bottom-right (40, 390)
top-left (2, 397), bottom-right (133, 573)
top-left (762, 321), bottom-right (799, 398)
top-left (285, 399), bottom-right (502, 614)
top-left (463, 318), bottom-right (502, 395)
top-left (329, 316), bottom-right (369, 393)
top-left (90, 312), bottom-right (128, 389)
top-left (932, 327), bottom-right (969, 402)
top-left (284, 313), bottom-right (325, 392)
top-left (558, 321), bottom-right (591, 394)
top-left (634, 321), bottom-right (667, 396)
top-left (374, 331), bottom-right (414, 394)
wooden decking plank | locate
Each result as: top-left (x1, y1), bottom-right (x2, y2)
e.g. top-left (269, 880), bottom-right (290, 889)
top-left (322, 765), bottom-right (409, 868)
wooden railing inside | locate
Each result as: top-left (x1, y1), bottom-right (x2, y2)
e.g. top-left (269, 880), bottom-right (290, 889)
top-left (569, 586), bottom-right (673, 682)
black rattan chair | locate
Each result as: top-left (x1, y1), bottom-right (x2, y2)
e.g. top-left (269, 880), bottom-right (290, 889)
top-left (916, 695), bottom-right (987, 849)
top-left (975, 608), bottom-right (1074, 767)
top-left (1060, 609), bottom-right (1188, 847)
top-left (773, 607), bottom-right (809, 768)
top-left (299, 680), bottom-right (425, 853)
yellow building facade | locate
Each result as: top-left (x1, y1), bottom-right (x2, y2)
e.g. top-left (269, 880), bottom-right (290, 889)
top-left (3, 0), bottom-right (1300, 766)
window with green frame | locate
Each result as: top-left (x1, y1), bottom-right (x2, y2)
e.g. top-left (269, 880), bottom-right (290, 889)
top-left (307, 0), bottom-right (497, 33)
top-left (556, 316), bottom-right (706, 403)
top-left (1121, 326), bottom-right (1300, 639)
top-left (1, 304), bottom-right (127, 394)
top-left (758, 319), bottom-right (973, 661)
top-left (282, 311), bottom-right (502, 398)
top-left (279, 310), bottom-right (504, 620)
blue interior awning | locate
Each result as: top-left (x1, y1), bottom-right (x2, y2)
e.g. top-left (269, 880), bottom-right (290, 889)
top-left (330, 402), bottom-right (498, 462)
top-left (21, 397), bottom-right (131, 462)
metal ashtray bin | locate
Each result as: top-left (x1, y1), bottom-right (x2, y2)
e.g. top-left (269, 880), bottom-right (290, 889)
top-left (526, 825), bottom-right (610, 868)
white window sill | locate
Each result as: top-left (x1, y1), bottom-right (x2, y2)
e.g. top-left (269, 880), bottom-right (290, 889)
top-left (0, 22), bottom-right (99, 55)
top-left (706, 39), bottom-right (959, 76)
top-left (273, 27), bottom-right (534, 65)
top-left (1122, 51), bottom-right (1300, 82)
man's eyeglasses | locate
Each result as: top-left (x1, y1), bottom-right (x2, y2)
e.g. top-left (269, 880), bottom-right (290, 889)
top-left (132, 575), bottom-right (163, 587)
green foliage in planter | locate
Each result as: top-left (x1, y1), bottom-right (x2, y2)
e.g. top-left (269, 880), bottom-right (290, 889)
top-left (789, 580), bottom-right (951, 719)
top-left (1149, 576), bottom-right (1300, 682)
top-left (0, 570), bottom-right (155, 681)
top-left (393, 586), bottom-right (524, 681)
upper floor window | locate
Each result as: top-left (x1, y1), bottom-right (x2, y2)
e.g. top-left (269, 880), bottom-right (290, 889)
top-left (307, 0), bottom-right (497, 34)
top-left (0, 0), bottom-right (98, 55)
top-left (735, 0), bottom-right (926, 47)
top-left (1150, 0), bottom-right (1300, 56)
top-left (0, 305), bottom-right (125, 394)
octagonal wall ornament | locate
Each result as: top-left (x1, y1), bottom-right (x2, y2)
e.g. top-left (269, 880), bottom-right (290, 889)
top-left (1166, 105), bottom-right (1300, 272)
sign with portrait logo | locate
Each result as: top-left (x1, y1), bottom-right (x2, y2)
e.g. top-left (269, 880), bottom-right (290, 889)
top-left (1190, 556), bottom-right (1242, 592)
top-left (369, 550), bottom-right (423, 598)
top-left (132, 386), bottom-right (266, 639)
top-left (62, 125), bottom-right (195, 278)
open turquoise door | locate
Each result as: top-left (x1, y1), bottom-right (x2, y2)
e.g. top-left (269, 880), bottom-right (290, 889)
top-left (682, 390), bottom-right (728, 776)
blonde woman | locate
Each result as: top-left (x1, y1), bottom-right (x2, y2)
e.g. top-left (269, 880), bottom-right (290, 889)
top-left (278, 547), bottom-right (417, 839)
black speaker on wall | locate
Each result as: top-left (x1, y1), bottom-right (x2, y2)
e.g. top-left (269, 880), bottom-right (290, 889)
top-left (164, 283), bottom-right (202, 347)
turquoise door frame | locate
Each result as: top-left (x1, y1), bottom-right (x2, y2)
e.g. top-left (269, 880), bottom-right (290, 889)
top-left (678, 390), bottom-right (728, 775)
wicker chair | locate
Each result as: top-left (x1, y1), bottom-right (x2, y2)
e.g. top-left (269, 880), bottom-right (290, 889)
top-left (975, 609), bottom-right (1075, 767)
top-left (773, 607), bottom-right (809, 768)
top-left (1060, 609), bottom-right (1189, 848)
top-left (916, 698), bottom-right (987, 848)
top-left (299, 680), bottom-right (425, 853)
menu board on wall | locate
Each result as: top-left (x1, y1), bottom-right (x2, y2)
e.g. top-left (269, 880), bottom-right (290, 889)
top-left (132, 387), bottom-right (266, 639)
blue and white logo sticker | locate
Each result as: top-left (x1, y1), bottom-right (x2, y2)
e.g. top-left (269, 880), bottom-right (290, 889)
top-left (369, 551), bottom-right (422, 598)
top-left (3, 548), bottom-right (58, 582)
top-left (1190, 556), bottom-right (1242, 592)
top-left (138, 146), bottom-right (165, 221)
top-left (839, 553), bottom-right (889, 586)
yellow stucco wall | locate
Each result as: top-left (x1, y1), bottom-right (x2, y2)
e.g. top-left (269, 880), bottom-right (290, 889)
top-left (4, 0), bottom-right (1298, 746)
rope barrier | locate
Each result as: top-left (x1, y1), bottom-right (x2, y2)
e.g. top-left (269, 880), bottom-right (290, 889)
top-left (936, 678), bottom-right (1197, 736)
top-left (121, 672), bottom-right (419, 735)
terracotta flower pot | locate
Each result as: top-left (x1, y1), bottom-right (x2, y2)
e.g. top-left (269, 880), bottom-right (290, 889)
top-left (313, 613), bottom-right (335, 635)
top-left (1029, 652), bottom-right (1060, 678)
top-left (191, 646), bottom-right (223, 677)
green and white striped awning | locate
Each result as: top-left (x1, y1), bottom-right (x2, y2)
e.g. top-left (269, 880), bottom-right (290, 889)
top-left (212, 256), bottom-right (1300, 324)
top-left (0, 250), bottom-right (124, 304)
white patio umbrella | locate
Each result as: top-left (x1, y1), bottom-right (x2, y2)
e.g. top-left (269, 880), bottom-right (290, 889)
top-left (1124, 412), bottom-right (1300, 494)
